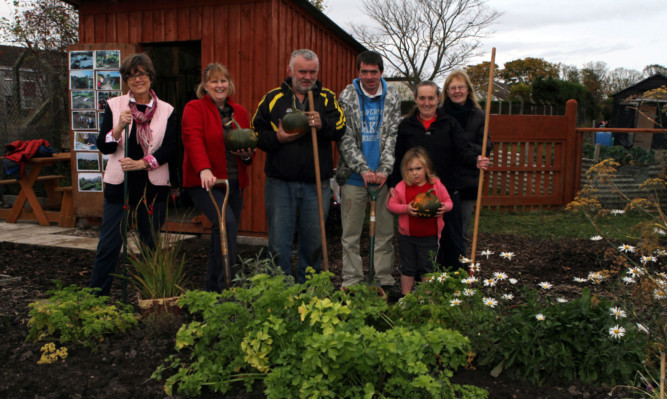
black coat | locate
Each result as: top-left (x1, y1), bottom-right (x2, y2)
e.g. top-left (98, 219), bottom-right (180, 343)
top-left (442, 98), bottom-right (491, 191)
top-left (388, 109), bottom-right (478, 192)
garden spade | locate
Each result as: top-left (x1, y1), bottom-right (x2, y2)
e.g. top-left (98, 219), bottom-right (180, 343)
top-left (366, 184), bottom-right (387, 298)
top-left (208, 179), bottom-right (232, 289)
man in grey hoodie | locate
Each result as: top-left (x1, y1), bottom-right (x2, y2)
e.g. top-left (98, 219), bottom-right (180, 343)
top-left (336, 51), bottom-right (402, 289)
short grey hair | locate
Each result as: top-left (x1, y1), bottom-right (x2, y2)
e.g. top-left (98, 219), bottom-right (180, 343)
top-left (289, 49), bottom-right (319, 69)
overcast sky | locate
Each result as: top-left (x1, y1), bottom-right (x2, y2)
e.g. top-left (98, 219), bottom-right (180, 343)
top-left (1, 0), bottom-right (663, 73)
top-left (325, 0), bottom-right (666, 73)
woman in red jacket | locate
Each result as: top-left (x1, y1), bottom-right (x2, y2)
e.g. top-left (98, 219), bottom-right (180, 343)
top-left (182, 63), bottom-right (254, 291)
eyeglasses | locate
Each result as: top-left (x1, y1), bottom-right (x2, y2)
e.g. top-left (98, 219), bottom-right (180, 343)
top-left (448, 85), bottom-right (468, 92)
top-left (126, 72), bottom-right (149, 81)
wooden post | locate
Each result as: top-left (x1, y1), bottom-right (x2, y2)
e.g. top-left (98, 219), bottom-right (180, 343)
top-left (308, 91), bottom-right (329, 271)
top-left (470, 48), bottom-right (496, 267)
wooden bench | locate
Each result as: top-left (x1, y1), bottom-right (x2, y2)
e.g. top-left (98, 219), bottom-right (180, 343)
top-left (54, 186), bottom-right (75, 227)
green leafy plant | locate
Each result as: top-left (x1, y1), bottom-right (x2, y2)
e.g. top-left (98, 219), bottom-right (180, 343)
top-left (153, 270), bottom-right (483, 398)
top-left (26, 282), bottom-right (137, 350)
top-left (125, 200), bottom-right (186, 299)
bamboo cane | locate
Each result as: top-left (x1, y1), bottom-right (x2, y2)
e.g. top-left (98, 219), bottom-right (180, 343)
top-left (308, 90), bottom-right (329, 271)
top-left (660, 351), bottom-right (665, 399)
top-left (470, 47), bottom-right (496, 268)
top-left (121, 124), bottom-right (129, 303)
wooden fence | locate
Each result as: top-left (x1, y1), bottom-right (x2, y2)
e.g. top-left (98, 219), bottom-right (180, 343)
top-left (482, 99), bottom-right (665, 210)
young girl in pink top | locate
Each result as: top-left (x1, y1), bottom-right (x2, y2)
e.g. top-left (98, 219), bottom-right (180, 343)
top-left (387, 147), bottom-right (453, 295)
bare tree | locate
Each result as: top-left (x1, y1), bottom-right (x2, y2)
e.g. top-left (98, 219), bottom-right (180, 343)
top-left (352, 0), bottom-right (499, 89)
top-left (607, 67), bottom-right (643, 95)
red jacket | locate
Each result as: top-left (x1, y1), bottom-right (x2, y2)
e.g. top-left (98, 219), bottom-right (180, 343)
top-left (4, 139), bottom-right (52, 178)
top-left (181, 95), bottom-right (251, 188)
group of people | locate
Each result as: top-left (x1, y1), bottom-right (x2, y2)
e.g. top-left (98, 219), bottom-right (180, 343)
top-left (88, 50), bottom-right (490, 298)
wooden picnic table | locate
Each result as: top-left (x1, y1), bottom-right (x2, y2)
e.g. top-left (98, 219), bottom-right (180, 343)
top-left (0, 152), bottom-right (74, 227)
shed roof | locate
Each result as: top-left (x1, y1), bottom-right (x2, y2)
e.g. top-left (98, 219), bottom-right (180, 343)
top-left (612, 72), bottom-right (667, 98)
top-left (60, 0), bottom-right (366, 54)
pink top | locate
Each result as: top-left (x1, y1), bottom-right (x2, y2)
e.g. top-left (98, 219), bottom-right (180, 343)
top-left (387, 177), bottom-right (453, 240)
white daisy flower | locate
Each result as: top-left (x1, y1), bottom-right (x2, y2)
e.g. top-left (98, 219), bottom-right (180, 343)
top-left (538, 282), bottom-right (553, 290)
top-left (481, 249), bottom-right (494, 259)
top-left (636, 323), bottom-right (649, 334)
top-left (463, 288), bottom-right (476, 297)
top-left (653, 289), bottom-right (666, 300)
top-left (459, 256), bottom-right (472, 264)
top-left (509, 278), bottom-right (518, 285)
top-left (493, 272), bottom-right (508, 281)
top-left (535, 313), bottom-right (545, 321)
top-left (609, 307), bottom-right (627, 320)
top-left (655, 249), bottom-right (667, 257)
top-left (609, 325), bottom-right (626, 339)
top-left (483, 278), bottom-right (497, 287)
top-left (618, 244), bottom-right (636, 253)
top-left (627, 267), bottom-right (644, 278)
top-left (557, 297), bottom-right (569, 303)
top-left (573, 277), bottom-right (588, 283)
top-left (641, 256), bottom-right (657, 264)
top-left (449, 298), bottom-right (462, 307)
top-left (501, 293), bottom-right (514, 300)
top-left (482, 297), bottom-right (498, 308)
top-left (437, 273), bottom-right (448, 283)
top-left (622, 276), bottom-right (636, 284)
top-left (461, 277), bottom-right (478, 285)
top-left (654, 228), bottom-right (666, 235)
top-left (468, 263), bottom-right (481, 273)
top-left (610, 209), bottom-right (625, 215)
top-left (500, 252), bottom-right (515, 260)
top-left (590, 235), bottom-right (603, 241)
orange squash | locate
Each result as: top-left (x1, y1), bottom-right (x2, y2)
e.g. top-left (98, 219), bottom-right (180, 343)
top-left (412, 188), bottom-right (441, 218)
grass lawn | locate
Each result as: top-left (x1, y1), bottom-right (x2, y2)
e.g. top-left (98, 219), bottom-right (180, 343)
top-left (478, 208), bottom-right (656, 241)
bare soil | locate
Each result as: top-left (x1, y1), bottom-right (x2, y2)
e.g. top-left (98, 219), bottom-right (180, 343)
top-left (0, 220), bottom-right (634, 398)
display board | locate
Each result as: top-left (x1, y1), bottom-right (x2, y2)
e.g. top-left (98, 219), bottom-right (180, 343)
top-left (67, 43), bottom-right (137, 218)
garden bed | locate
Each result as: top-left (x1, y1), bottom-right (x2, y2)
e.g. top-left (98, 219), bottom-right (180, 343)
top-left (0, 228), bottom-right (638, 398)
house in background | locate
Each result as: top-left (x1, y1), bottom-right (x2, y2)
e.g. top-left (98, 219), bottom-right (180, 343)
top-left (62, 0), bottom-right (367, 236)
top-left (611, 73), bottom-right (667, 150)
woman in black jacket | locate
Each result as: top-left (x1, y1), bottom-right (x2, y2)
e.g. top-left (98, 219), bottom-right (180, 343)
top-left (389, 81), bottom-right (488, 270)
top-left (442, 70), bottom-right (492, 248)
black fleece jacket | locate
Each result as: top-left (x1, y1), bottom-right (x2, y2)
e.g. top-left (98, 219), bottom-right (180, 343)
top-left (388, 108), bottom-right (478, 192)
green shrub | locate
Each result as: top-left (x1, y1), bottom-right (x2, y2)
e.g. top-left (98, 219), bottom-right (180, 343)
top-left (153, 270), bottom-right (483, 398)
top-left (26, 282), bottom-right (138, 349)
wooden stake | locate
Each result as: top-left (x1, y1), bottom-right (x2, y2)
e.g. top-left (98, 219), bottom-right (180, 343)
top-left (470, 47), bottom-right (496, 267)
top-left (660, 351), bottom-right (665, 399)
top-left (308, 90), bottom-right (329, 271)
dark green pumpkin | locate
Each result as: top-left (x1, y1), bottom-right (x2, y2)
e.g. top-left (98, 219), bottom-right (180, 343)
top-left (224, 118), bottom-right (258, 151)
top-left (413, 188), bottom-right (441, 218)
top-left (282, 110), bottom-right (309, 134)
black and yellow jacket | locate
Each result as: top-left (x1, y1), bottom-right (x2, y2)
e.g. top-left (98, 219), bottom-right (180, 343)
top-left (252, 77), bottom-right (345, 183)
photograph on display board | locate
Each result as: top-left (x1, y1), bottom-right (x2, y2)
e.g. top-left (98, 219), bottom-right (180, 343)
top-left (97, 90), bottom-right (121, 110)
top-left (76, 152), bottom-right (100, 172)
top-left (96, 71), bottom-right (121, 90)
top-left (94, 50), bottom-right (120, 69)
top-left (98, 112), bottom-right (105, 129)
top-left (71, 90), bottom-right (95, 110)
top-left (69, 51), bottom-right (93, 70)
top-left (102, 154), bottom-right (109, 171)
top-left (72, 110), bottom-right (97, 130)
top-left (74, 132), bottom-right (99, 151)
top-left (78, 173), bottom-right (103, 192)
top-left (70, 70), bottom-right (94, 90)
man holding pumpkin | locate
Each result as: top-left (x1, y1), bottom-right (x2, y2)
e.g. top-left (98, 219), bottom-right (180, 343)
top-left (335, 51), bottom-right (402, 291)
top-left (253, 49), bottom-right (346, 283)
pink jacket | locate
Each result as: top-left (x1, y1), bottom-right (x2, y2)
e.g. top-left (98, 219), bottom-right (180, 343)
top-left (387, 178), bottom-right (453, 240)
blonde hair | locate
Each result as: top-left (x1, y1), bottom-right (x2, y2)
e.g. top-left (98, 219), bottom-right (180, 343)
top-left (442, 70), bottom-right (481, 109)
top-left (195, 63), bottom-right (236, 99)
top-left (400, 147), bottom-right (437, 186)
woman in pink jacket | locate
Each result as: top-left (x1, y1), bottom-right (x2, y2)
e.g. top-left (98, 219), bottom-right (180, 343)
top-left (387, 147), bottom-right (452, 295)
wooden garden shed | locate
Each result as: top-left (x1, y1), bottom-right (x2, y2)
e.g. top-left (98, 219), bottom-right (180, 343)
top-left (63, 0), bottom-right (366, 236)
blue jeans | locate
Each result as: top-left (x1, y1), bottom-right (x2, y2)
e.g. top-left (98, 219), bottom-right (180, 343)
top-left (89, 199), bottom-right (166, 297)
top-left (265, 177), bottom-right (330, 283)
top-left (188, 180), bottom-right (242, 292)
